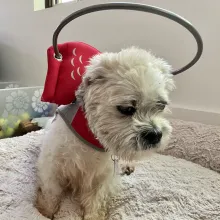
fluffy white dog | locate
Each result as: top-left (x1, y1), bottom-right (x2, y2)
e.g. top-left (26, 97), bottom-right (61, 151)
top-left (36, 47), bottom-right (175, 220)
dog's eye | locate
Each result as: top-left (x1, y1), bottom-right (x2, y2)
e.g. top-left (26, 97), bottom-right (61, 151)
top-left (156, 100), bottom-right (167, 110)
top-left (117, 106), bottom-right (136, 116)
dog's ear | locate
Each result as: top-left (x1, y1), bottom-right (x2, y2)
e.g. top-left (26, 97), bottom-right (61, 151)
top-left (76, 73), bottom-right (106, 103)
top-left (76, 53), bottom-right (110, 102)
top-left (85, 75), bottom-right (106, 86)
top-left (156, 58), bottom-right (172, 76)
top-left (156, 59), bottom-right (175, 92)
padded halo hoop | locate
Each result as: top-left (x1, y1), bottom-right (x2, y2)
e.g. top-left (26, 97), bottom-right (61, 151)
top-left (52, 2), bottom-right (203, 75)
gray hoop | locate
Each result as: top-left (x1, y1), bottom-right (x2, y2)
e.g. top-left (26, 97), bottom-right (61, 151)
top-left (52, 2), bottom-right (203, 75)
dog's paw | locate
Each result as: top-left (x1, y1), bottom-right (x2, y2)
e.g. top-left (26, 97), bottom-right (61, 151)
top-left (121, 164), bottom-right (135, 176)
top-left (83, 208), bottom-right (107, 220)
top-left (35, 187), bottom-right (60, 219)
top-left (84, 213), bottom-right (106, 220)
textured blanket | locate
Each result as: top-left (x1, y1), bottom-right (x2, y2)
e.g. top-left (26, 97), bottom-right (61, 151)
top-left (1, 120), bottom-right (220, 220)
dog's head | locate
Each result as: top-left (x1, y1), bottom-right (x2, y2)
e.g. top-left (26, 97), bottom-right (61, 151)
top-left (76, 47), bottom-right (175, 160)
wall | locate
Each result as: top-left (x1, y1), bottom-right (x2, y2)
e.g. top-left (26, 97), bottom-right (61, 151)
top-left (0, 0), bottom-right (219, 124)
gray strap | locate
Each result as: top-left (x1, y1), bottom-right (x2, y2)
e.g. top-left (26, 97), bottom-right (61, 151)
top-left (57, 103), bottom-right (79, 123)
top-left (52, 2), bottom-right (203, 75)
top-left (57, 102), bottom-right (106, 152)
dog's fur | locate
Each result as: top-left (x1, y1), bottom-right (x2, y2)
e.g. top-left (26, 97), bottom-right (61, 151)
top-left (36, 47), bottom-right (175, 219)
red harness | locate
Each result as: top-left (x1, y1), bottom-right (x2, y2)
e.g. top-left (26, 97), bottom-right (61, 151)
top-left (71, 106), bottom-right (104, 151)
top-left (42, 42), bottom-right (104, 151)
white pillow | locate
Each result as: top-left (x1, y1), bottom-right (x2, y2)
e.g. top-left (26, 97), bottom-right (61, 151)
top-left (162, 119), bottom-right (220, 173)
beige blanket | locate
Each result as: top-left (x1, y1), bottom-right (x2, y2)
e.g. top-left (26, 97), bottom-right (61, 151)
top-left (1, 120), bottom-right (220, 220)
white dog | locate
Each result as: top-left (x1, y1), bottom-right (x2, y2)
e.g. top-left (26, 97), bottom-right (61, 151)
top-left (36, 47), bottom-right (175, 220)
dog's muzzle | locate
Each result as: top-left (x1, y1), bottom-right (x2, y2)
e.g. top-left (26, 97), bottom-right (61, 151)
top-left (139, 129), bottom-right (162, 149)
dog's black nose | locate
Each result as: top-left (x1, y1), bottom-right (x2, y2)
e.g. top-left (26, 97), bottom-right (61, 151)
top-left (141, 129), bottom-right (162, 146)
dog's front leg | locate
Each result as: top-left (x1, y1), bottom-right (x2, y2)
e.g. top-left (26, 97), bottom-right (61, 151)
top-left (80, 180), bottom-right (109, 220)
top-left (81, 191), bottom-right (107, 220)
top-left (36, 170), bottom-right (63, 219)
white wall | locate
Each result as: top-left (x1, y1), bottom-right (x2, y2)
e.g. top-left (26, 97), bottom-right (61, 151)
top-left (0, 0), bottom-right (220, 124)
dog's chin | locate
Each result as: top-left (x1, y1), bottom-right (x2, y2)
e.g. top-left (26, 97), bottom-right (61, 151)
top-left (137, 140), bottom-right (160, 151)
top-left (112, 135), bottom-right (170, 161)
top-left (105, 142), bottom-right (159, 162)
